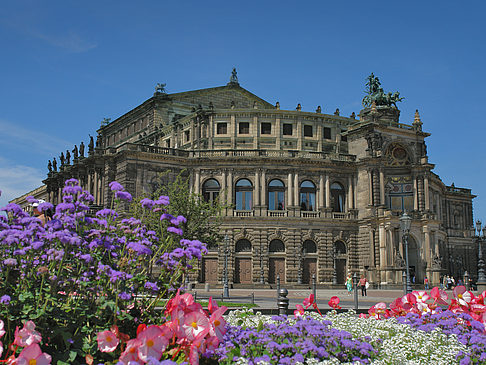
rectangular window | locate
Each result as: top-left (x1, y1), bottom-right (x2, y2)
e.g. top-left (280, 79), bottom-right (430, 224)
top-left (261, 122), bottom-right (271, 135)
top-left (217, 123), bottom-right (227, 135)
top-left (323, 127), bottom-right (331, 139)
top-left (184, 130), bottom-right (190, 142)
top-left (239, 122), bottom-right (249, 134)
top-left (283, 123), bottom-right (293, 136)
top-left (304, 125), bottom-right (313, 137)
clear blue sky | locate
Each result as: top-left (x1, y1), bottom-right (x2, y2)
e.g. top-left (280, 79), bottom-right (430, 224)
top-left (1, 1), bottom-right (485, 225)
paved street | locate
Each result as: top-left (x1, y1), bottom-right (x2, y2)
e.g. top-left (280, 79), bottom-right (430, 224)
top-left (190, 287), bottom-right (423, 310)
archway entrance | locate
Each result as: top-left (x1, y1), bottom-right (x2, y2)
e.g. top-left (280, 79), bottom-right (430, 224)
top-left (334, 241), bottom-right (347, 284)
top-left (268, 239), bottom-right (285, 284)
top-left (234, 239), bottom-right (252, 284)
top-left (302, 240), bottom-right (317, 284)
top-left (407, 236), bottom-right (421, 285)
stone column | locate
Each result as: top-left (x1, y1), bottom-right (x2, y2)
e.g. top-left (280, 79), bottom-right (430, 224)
top-left (230, 115), bottom-right (236, 149)
top-left (294, 173), bottom-right (299, 210)
top-left (195, 170), bottom-right (201, 195)
top-left (253, 115), bottom-right (259, 150)
top-left (208, 115), bottom-right (214, 149)
top-left (261, 169), bottom-right (266, 209)
top-left (255, 170), bottom-right (260, 208)
top-left (348, 176), bottom-right (354, 211)
top-left (319, 175), bottom-right (324, 211)
top-left (287, 172), bottom-right (293, 208)
top-left (379, 170), bottom-right (385, 206)
top-left (424, 175), bottom-right (430, 211)
top-left (413, 176), bottom-right (419, 211)
top-left (368, 170), bottom-right (373, 205)
top-left (379, 223), bottom-right (387, 283)
top-left (296, 119), bottom-right (302, 150)
top-left (317, 124), bottom-right (323, 152)
top-left (275, 117), bottom-right (281, 149)
top-left (325, 174), bottom-right (330, 209)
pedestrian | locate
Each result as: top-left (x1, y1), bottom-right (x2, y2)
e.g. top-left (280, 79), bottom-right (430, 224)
top-left (424, 276), bottom-right (429, 290)
top-left (32, 199), bottom-right (48, 225)
top-left (442, 275), bottom-right (447, 290)
top-left (447, 276), bottom-right (452, 289)
top-left (345, 273), bottom-right (353, 295)
top-left (359, 275), bottom-right (368, 296)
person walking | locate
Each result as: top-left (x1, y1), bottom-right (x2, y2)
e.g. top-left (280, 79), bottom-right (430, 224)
top-left (424, 276), bottom-right (429, 290)
top-left (345, 273), bottom-right (353, 295)
top-left (359, 275), bottom-right (368, 296)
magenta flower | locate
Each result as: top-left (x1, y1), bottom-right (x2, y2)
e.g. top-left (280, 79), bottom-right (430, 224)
top-left (97, 330), bottom-right (119, 353)
top-left (15, 343), bottom-right (52, 365)
top-left (182, 309), bottom-right (210, 341)
top-left (14, 321), bottom-right (42, 347)
top-left (137, 325), bottom-right (171, 362)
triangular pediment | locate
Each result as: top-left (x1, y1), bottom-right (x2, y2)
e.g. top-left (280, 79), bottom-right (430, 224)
top-left (167, 83), bottom-right (274, 110)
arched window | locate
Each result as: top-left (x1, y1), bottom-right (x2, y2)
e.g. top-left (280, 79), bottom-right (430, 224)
top-left (334, 241), bottom-right (346, 255)
top-left (331, 182), bottom-right (345, 212)
top-left (202, 179), bottom-right (220, 203)
top-left (268, 179), bottom-right (285, 210)
top-left (303, 240), bottom-right (317, 254)
top-left (235, 239), bottom-right (252, 252)
top-left (235, 179), bottom-right (253, 210)
top-left (269, 239), bottom-right (285, 253)
top-left (300, 180), bottom-right (316, 211)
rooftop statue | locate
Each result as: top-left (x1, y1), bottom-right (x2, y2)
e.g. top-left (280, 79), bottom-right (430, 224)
top-left (229, 68), bottom-right (239, 84)
top-left (362, 73), bottom-right (404, 108)
top-left (155, 83), bottom-right (167, 94)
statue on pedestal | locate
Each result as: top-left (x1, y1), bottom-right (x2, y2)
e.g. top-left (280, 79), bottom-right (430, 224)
top-left (88, 135), bottom-right (94, 154)
top-left (66, 150), bottom-right (71, 165)
top-left (72, 145), bottom-right (78, 160)
top-left (59, 152), bottom-right (65, 166)
top-left (79, 141), bottom-right (85, 157)
top-left (362, 73), bottom-right (404, 108)
top-left (47, 160), bottom-right (52, 173)
top-left (52, 158), bottom-right (57, 172)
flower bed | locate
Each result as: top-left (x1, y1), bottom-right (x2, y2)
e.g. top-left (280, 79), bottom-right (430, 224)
top-left (1, 180), bottom-right (486, 364)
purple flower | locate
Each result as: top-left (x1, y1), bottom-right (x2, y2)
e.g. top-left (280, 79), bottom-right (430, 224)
top-left (38, 202), bottom-right (54, 213)
top-left (144, 281), bottom-right (159, 292)
top-left (0, 295), bottom-right (11, 305)
top-left (26, 196), bottom-right (38, 204)
top-left (155, 196), bottom-right (170, 206)
top-left (140, 198), bottom-right (155, 209)
top-left (96, 209), bottom-right (118, 218)
top-left (3, 258), bottom-right (17, 266)
top-left (170, 215), bottom-right (187, 226)
top-left (115, 191), bottom-right (132, 201)
top-left (118, 292), bottom-right (132, 300)
top-left (64, 178), bottom-right (79, 186)
top-left (167, 226), bottom-right (183, 236)
top-left (109, 181), bottom-right (124, 192)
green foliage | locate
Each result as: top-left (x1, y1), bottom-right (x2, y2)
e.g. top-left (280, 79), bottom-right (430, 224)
top-left (131, 170), bottom-right (228, 250)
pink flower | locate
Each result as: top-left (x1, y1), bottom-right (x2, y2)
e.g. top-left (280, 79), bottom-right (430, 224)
top-left (328, 296), bottom-right (341, 309)
top-left (182, 309), bottom-right (210, 341)
top-left (14, 321), bottom-right (42, 347)
top-left (118, 338), bottom-right (142, 364)
top-left (0, 340), bottom-right (3, 358)
top-left (294, 304), bottom-right (305, 317)
top-left (368, 302), bottom-right (387, 319)
top-left (303, 293), bottom-right (315, 309)
top-left (13, 343), bottom-right (51, 365)
top-left (430, 287), bottom-right (449, 305)
top-left (209, 306), bottom-right (227, 340)
top-left (0, 319), bottom-right (5, 338)
top-left (208, 297), bottom-right (218, 314)
top-left (137, 325), bottom-right (171, 362)
top-left (97, 330), bottom-right (119, 353)
top-left (412, 290), bottom-right (430, 303)
top-left (453, 285), bottom-right (474, 307)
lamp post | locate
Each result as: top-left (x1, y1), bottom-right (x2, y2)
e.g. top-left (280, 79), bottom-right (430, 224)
top-left (297, 248), bottom-right (303, 285)
top-left (475, 220), bottom-right (486, 292)
top-left (400, 211), bottom-right (413, 294)
top-left (222, 234), bottom-right (230, 299)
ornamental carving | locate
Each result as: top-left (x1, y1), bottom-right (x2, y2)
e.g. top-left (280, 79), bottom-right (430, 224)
top-left (385, 142), bottom-right (411, 166)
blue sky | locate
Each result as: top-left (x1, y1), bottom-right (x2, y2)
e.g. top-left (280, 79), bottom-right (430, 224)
top-left (1, 1), bottom-right (485, 224)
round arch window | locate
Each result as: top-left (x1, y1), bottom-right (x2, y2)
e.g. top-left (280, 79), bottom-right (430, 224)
top-left (202, 178), bottom-right (220, 203)
top-left (269, 239), bottom-right (285, 253)
top-left (235, 239), bottom-right (252, 252)
top-left (235, 179), bottom-right (253, 210)
top-left (300, 180), bottom-right (316, 211)
top-left (303, 240), bottom-right (317, 254)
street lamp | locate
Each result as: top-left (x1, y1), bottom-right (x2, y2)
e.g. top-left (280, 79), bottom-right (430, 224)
top-left (475, 220), bottom-right (486, 292)
top-left (400, 211), bottom-right (413, 294)
top-left (222, 235), bottom-right (230, 299)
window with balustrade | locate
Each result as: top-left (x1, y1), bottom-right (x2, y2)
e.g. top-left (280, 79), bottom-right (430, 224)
top-left (300, 180), bottom-right (316, 211)
top-left (235, 179), bottom-right (253, 210)
top-left (268, 179), bottom-right (285, 210)
top-left (331, 182), bottom-right (345, 212)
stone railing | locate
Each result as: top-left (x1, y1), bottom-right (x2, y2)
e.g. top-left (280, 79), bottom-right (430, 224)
top-left (234, 210), bottom-right (254, 217)
top-left (111, 143), bottom-right (357, 162)
top-left (267, 210), bottom-right (287, 217)
top-left (300, 211), bottom-right (320, 218)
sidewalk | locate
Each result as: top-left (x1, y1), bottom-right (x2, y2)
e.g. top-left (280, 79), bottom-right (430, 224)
top-left (191, 287), bottom-right (414, 310)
